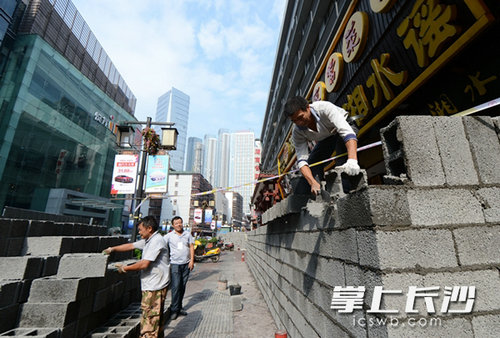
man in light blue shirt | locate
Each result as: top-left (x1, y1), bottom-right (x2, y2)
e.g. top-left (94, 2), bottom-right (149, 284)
top-left (164, 216), bottom-right (194, 320)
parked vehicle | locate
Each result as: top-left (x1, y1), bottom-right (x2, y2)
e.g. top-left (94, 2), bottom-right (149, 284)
top-left (114, 175), bottom-right (133, 183)
top-left (224, 242), bottom-right (234, 251)
top-left (194, 239), bottom-right (220, 262)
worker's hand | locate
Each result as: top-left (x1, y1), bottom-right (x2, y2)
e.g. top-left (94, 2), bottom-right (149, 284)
top-left (310, 179), bottom-right (321, 196)
top-left (188, 261), bottom-right (194, 271)
top-left (115, 263), bottom-right (126, 274)
top-left (102, 247), bottom-right (113, 255)
top-left (338, 159), bottom-right (360, 176)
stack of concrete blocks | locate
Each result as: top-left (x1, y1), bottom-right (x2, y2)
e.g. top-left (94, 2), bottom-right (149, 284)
top-left (0, 219), bottom-right (141, 337)
top-left (245, 116), bottom-right (500, 337)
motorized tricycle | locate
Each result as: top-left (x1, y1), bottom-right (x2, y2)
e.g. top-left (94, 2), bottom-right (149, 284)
top-left (194, 239), bottom-right (221, 262)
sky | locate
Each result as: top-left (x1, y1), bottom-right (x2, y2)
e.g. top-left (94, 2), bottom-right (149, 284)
top-left (71, 0), bottom-right (286, 140)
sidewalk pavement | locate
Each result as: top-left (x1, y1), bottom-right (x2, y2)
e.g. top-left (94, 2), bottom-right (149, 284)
top-left (163, 250), bottom-right (278, 338)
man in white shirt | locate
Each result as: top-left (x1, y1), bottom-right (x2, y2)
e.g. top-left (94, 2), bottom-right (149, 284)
top-left (285, 96), bottom-right (361, 195)
top-left (164, 216), bottom-right (194, 320)
top-left (103, 216), bottom-right (169, 337)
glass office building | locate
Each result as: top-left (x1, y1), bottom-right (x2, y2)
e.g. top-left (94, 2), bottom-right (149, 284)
top-left (0, 0), bottom-right (137, 225)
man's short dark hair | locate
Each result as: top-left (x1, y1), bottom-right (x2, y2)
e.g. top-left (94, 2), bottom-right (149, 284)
top-left (171, 216), bottom-right (183, 224)
top-left (140, 216), bottom-right (159, 232)
top-left (284, 96), bottom-right (309, 117)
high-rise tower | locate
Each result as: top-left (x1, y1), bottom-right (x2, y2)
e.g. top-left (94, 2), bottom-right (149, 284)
top-left (230, 131), bottom-right (255, 215)
top-left (155, 87), bottom-right (189, 171)
top-left (185, 137), bottom-right (203, 173)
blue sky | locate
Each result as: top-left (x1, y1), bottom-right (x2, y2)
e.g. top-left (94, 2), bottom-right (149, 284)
top-left (71, 0), bottom-right (286, 140)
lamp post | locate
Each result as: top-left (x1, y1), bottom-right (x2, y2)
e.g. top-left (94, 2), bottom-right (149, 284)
top-left (116, 117), bottom-right (178, 241)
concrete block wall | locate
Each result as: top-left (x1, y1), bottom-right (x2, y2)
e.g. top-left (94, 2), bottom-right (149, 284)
top-left (0, 218), bottom-right (139, 337)
top-left (245, 116), bottom-right (500, 337)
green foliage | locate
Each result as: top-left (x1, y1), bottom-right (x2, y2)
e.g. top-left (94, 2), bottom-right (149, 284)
top-left (134, 249), bottom-right (142, 260)
top-left (208, 237), bottom-right (218, 243)
top-left (197, 238), bottom-right (208, 246)
top-left (142, 127), bottom-right (161, 155)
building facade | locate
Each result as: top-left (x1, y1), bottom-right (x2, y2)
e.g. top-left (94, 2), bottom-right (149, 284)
top-left (257, 0), bottom-right (500, 212)
top-left (0, 0), bottom-right (137, 225)
top-left (216, 128), bottom-right (231, 188)
top-left (155, 87), bottom-right (189, 171)
top-left (202, 134), bottom-right (217, 186)
top-left (230, 131), bottom-right (255, 215)
top-left (225, 190), bottom-right (243, 229)
top-left (185, 136), bottom-right (203, 173)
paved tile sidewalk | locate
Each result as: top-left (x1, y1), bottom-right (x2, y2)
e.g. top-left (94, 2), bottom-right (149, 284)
top-left (164, 250), bottom-right (277, 338)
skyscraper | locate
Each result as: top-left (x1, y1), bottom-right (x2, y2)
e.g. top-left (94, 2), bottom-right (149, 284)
top-left (216, 129), bottom-right (231, 188)
top-left (230, 131), bottom-right (255, 215)
top-left (155, 87), bottom-right (189, 171)
top-left (203, 134), bottom-right (217, 186)
top-left (185, 137), bottom-right (203, 173)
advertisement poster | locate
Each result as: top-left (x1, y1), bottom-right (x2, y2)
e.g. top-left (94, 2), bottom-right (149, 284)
top-left (111, 154), bottom-right (138, 194)
top-left (145, 155), bottom-right (169, 193)
top-left (194, 208), bottom-right (203, 224)
top-left (204, 209), bottom-right (213, 224)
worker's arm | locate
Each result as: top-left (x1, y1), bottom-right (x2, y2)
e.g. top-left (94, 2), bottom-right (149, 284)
top-left (188, 243), bottom-right (195, 270)
top-left (117, 259), bottom-right (151, 273)
top-left (299, 165), bottom-right (321, 195)
top-left (103, 243), bottom-right (134, 254)
top-left (338, 139), bottom-right (360, 175)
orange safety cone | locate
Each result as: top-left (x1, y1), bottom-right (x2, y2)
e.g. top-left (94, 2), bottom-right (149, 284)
top-left (241, 252), bottom-right (245, 261)
top-left (275, 331), bottom-right (287, 338)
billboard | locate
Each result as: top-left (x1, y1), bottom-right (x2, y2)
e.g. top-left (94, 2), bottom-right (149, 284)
top-left (204, 208), bottom-right (213, 224)
top-left (194, 208), bottom-right (203, 224)
top-left (111, 154), bottom-right (138, 194)
top-left (145, 155), bottom-right (169, 193)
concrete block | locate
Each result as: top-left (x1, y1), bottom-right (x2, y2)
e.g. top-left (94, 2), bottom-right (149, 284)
top-left (92, 287), bottom-right (111, 312)
top-left (337, 190), bottom-right (372, 228)
top-left (6, 237), bottom-right (24, 256)
top-left (0, 281), bottom-right (20, 307)
top-left (29, 278), bottom-right (91, 303)
top-left (0, 257), bottom-right (44, 280)
top-left (471, 314), bottom-right (500, 338)
top-left (71, 237), bottom-right (99, 253)
top-left (476, 187), bottom-right (500, 223)
top-left (453, 225), bottom-right (500, 266)
top-left (10, 220), bottom-right (29, 238)
top-left (0, 328), bottom-right (59, 337)
top-left (367, 187), bottom-right (411, 226)
top-left (0, 219), bottom-right (11, 239)
top-left (0, 304), bottom-right (20, 334)
top-left (42, 256), bottom-right (60, 277)
top-left (231, 295), bottom-right (242, 311)
top-left (27, 221), bottom-right (56, 237)
top-left (57, 223), bottom-right (74, 236)
top-left (57, 254), bottom-right (109, 278)
top-left (18, 280), bottom-right (32, 303)
top-left (19, 302), bottom-right (79, 327)
top-left (407, 188), bottom-right (484, 226)
top-left (433, 117), bottom-right (479, 186)
top-left (22, 237), bottom-right (73, 256)
top-left (357, 229), bottom-right (457, 270)
top-left (0, 237), bottom-right (7, 256)
top-left (463, 116), bottom-right (500, 184)
top-left (398, 116), bottom-right (446, 186)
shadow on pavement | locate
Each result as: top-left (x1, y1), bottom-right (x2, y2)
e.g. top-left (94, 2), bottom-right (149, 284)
top-left (183, 288), bottom-right (213, 311)
top-left (165, 310), bottom-right (202, 337)
top-left (189, 269), bottom-right (219, 281)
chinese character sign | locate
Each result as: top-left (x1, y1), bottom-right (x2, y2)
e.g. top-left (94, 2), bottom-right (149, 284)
top-left (194, 208), bottom-right (203, 224)
top-left (111, 154), bottom-right (139, 194)
top-left (145, 155), bottom-right (169, 193)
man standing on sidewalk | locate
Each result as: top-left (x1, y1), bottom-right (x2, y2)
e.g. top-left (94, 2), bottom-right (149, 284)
top-left (103, 216), bottom-right (170, 337)
top-left (164, 216), bottom-right (195, 320)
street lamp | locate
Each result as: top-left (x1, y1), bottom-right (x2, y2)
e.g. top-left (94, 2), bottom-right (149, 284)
top-left (117, 117), bottom-right (177, 241)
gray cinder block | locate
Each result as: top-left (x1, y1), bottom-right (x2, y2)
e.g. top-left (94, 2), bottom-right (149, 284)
top-left (453, 225), bottom-right (500, 266)
top-left (29, 278), bottom-right (91, 303)
top-left (57, 254), bottom-right (109, 278)
top-left (0, 281), bottom-right (20, 307)
top-left (42, 256), bottom-right (60, 277)
top-left (407, 188), bottom-right (484, 226)
top-left (476, 187), bottom-right (500, 223)
top-left (0, 328), bottom-right (59, 337)
top-left (22, 237), bottom-right (73, 256)
top-left (27, 221), bottom-right (56, 237)
top-left (433, 117), bottom-right (479, 186)
top-left (19, 302), bottom-right (79, 327)
top-left (463, 116), bottom-right (500, 184)
top-left (0, 257), bottom-right (44, 280)
top-left (0, 304), bottom-right (20, 334)
top-left (10, 220), bottom-right (29, 238)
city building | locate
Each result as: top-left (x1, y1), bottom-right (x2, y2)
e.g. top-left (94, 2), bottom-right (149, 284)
top-left (230, 131), bottom-right (255, 215)
top-left (155, 87), bottom-right (189, 171)
top-left (0, 0), bottom-right (137, 225)
top-left (202, 134), bottom-right (217, 186)
top-left (185, 136), bottom-right (203, 173)
top-left (216, 128), bottom-right (231, 188)
top-left (224, 190), bottom-right (243, 229)
top-left (256, 0), bottom-right (500, 213)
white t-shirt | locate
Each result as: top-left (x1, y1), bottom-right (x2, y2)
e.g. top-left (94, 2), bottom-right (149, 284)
top-left (164, 230), bottom-right (194, 265)
top-left (133, 231), bottom-right (170, 291)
